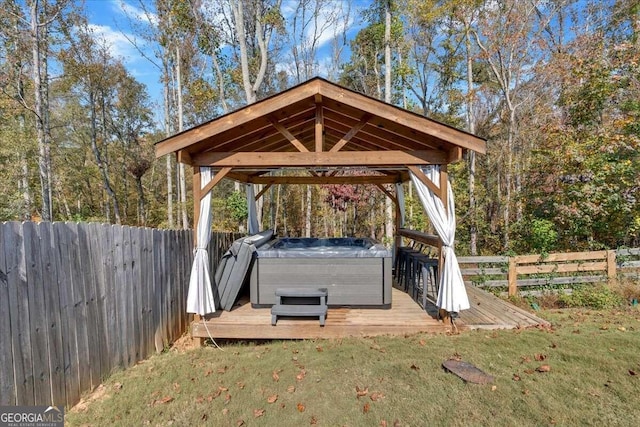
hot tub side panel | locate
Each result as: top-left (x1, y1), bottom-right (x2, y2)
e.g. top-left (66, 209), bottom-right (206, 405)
top-left (250, 257), bottom-right (391, 306)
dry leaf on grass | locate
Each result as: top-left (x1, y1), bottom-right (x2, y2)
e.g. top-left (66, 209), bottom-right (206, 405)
top-left (287, 385), bottom-right (296, 393)
top-left (356, 386), bottom-right (369, 398)
top-left (296, 370), bottom-right (307, 381)
top-left (419, 340), bottom-right (426, 346)
top-left (237, 382), bottom-right (245, 389)
top-left (272, 370), bottom-right (281, 382)
top-left (363, 403), bottom-right (371, 413)
top-left (410, 364), bottom-right (420, 371)
top-left (380, 421), bottom-right (387, 427)
top-left (310, 415), bottom-right (318, 424)
top-left (218, 366), bottom-right (227, 374)
top-left (629, 370), bottom-right (637, 376)
top-left (536, 365), bottom-right (551, 373)
top-left (534, 354), bottom-right (547, 361)
top-left (316, 346), bottom-right (323, 352)
top-left (297, 403), bottom-right (306, 412)
top-left (222, 408), bottom-right (229, 416)
top-left (370, 392), bottom-right (385, 401)
top-left (113, 383), bottom-right (123, 390)
top-left (512, 374), bottom-right (521, 381)
top-left (491, 385), bottom-right (497, 391)
top-left (224, 394), bottom-right (232, 404)
top-left (236, 420), bottom-right (245, 427)
top-left (267, 394), bottom-right (278, 404)
top-left (254, 409), bottom-right (265, 418)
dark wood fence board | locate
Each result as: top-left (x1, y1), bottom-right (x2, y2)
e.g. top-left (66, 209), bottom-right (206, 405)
top-left (152, 229), bottom-right (165, 352)
top-left (24, 222), bottom-right (52, 405)
top-left (112, 225), bottom-right (125, 370)
top-left (53, 223), bottom-right (80, 408)
top-left (7, 222), bottom-right (35, 406)
top-left (0, 223), bottom-right (16, 405)
top-left (78, 223), bottom-right (101, 389)
top-left (1, 222), bottom-right (236, 408)
top-left (123, 227), bottom-right (138, 366)
top-left (39, 223), bottom-right (65, 406)
top-left (87, 223), bottom-right (109, 381)
top-left (67, 223), bottom-right (92, 396)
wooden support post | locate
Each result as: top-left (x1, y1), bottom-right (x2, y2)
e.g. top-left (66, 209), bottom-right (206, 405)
top-left (508, 256), bottom-right (518, 297)
top-left (607, 250), bottom-right (617, 280)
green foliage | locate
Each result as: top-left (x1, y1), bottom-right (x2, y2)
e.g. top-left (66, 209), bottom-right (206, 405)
top-left (558, 285), bottom-right (624, 310)
top-left (225, 190), bottom-right (248, 225)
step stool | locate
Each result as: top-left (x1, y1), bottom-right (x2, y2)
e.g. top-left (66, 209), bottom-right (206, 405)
top-left (271, 288), bottom-right (328, 326)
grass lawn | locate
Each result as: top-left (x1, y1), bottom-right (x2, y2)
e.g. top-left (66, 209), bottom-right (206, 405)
top-left (66, 308), bottom-right (640, 427)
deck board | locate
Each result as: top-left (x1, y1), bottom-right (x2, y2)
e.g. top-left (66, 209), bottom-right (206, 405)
top-left (458, 285), bottom-right (550, 330)
top-left (191, 285), bottom-right (549, 340)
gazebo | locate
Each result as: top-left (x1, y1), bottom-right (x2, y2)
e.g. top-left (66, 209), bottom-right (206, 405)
top-left (155, 77), bottom-right (486, 338)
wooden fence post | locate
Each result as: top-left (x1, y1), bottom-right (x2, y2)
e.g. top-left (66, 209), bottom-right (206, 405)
top-left (607, 250), bottom-right (617, 280)
top-left (508, 256), bottom-right (517, 297)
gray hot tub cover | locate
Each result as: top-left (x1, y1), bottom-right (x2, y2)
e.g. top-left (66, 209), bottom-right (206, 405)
top-left (214, 229), bottom-right (274, 311)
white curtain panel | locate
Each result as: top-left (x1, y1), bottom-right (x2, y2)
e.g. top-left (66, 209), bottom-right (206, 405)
top-left (409, 166), bottom-right (470, 312)
top-left (246, 184), bottom-right (259, 234)
top-left (395, 182), bottom-right (406, 227)
top-left (186, 167), bottom-right (216, 315)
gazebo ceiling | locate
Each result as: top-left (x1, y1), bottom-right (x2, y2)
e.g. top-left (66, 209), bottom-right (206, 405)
top-left (155, 77), bottom-right (486, 183)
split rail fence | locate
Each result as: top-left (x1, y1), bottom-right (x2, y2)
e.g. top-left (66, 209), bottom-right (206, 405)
top-left (458, 248), bottom-right (640, 296)
top-left (0, 221), bottom-right (239, 409)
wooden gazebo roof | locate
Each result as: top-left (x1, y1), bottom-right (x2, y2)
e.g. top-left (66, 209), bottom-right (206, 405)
top-left (155, 77), bottom-right (486, 187)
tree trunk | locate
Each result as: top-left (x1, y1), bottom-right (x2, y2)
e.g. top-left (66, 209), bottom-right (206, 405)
top-left (30, 0), bottom-right (52, 221)
top-left (90, 92), bottom-right (121, 224)
top-left (176, 46), bottom-right (189, 229)
top-left (305, 185), bottom-right (312, 237)
top-left (465, 25), bottom-right (478, 255)
top-left (163, 67), bottom-right (174, 228)
top-left (383, 1), bottom-right (393, 243)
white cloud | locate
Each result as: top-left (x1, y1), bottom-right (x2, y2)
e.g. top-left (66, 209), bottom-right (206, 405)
top-left (110, 0), bottom-right (158, 26)
top-left (86, 23), bottom-right (146, 64)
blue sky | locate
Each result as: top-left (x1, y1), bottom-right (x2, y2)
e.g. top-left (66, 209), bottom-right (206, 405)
top-left (82, 0), bottom-right (368, 114)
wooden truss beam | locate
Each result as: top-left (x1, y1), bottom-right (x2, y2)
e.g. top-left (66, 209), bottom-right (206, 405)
top-left (193, 150), bottom-right (447, 168)
top-left (268, 116), bottom-right (309, 152)
top-left (329, 113), bottom-right (372, 152)
top-left (246, 174), bottom-right (401, 185)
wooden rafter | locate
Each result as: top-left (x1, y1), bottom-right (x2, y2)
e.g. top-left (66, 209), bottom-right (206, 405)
top-left (329, 113), bottom-right (372, 152)
top-left (268, 116), bottom-right (309, 152)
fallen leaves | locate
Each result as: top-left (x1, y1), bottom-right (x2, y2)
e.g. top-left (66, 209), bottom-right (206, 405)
top-left (370, 392), bottom-right (385, 401)
top-left (297, 403), bottom-right (306, 412)
top-left (363, 403), bottom-right (371, 413)
top-left (534, 354), bottom-right (547, 361)
top-left (410, 364), bottom-right (420, 371)
top-left (629, 369), bottom-right (637, 376)
top-left (267, 394), bottom-right (278, 404)
top-left (253, 409), bottom-right (265, 418)
top-left (272, 369), bottom-right (281, 382)
top-left (536, 365), bottom-right (551, 373)
top-left (287, 385), bottom-right (296, 393)
top-left (356, 386), bottom-right (369, 398)
top-left (512, 374), bottom-right (521, 381)
top-left (296, 369), bottom-right (307, 382)
top-left (149, 396), bottom-right (173, 406)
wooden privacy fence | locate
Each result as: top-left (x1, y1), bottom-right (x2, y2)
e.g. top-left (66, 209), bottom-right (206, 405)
top-left (0, 221), bottom-right (239, 409)
top-left (457, 248), bottom-right (640, 296)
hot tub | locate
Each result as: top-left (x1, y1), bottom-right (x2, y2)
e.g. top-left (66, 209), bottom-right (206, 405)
top-left (249, 237), bottom-right (392, 307)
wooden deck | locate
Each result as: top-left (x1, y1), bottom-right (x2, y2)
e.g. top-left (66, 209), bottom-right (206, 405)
top-left (191, 285), bottom-right (549, 340)
top-left (457, 285), bottom-right (551, 330)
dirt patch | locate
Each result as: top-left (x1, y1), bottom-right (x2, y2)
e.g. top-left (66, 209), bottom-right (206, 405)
top-left (170, 334), bottom-right (203, 353)
top-left (69, 384), bottom-right (111, 413)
